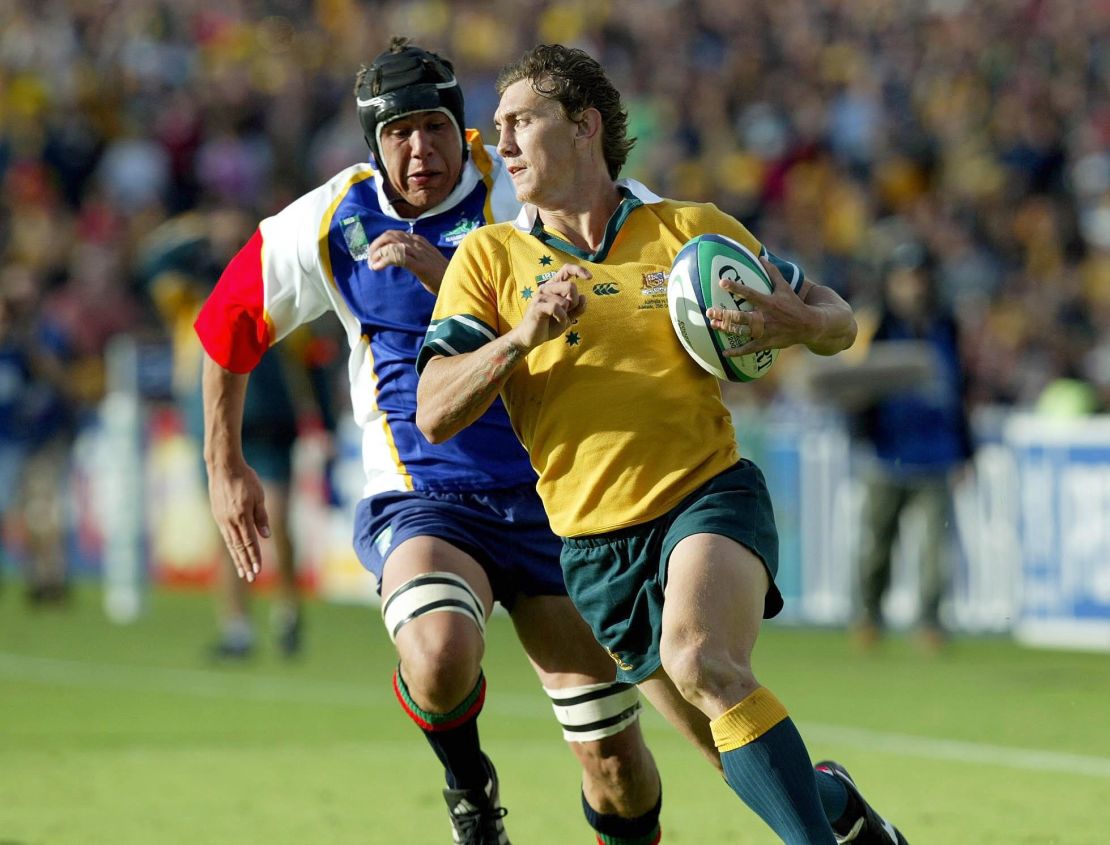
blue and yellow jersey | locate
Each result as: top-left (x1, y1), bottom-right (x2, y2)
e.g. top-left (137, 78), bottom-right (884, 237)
top-left (420, 180), bottom-right (803, 537)
top-left (195, 130), bottom-right (528, 496)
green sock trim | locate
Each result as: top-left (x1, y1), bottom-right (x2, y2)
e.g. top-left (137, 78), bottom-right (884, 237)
top-left (394, 666), bottom-right (485, 727)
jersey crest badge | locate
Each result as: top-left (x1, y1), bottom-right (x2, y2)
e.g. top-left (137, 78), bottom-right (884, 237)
top-left (341, 215), bottom-right (371, 262)
top-left (640, 270), bottom-right (667, 296)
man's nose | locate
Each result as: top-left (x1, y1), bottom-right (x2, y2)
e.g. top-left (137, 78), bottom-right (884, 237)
top-left (410, 128), bottom-right (435, 156)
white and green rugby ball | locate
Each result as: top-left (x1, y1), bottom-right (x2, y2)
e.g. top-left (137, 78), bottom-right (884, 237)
top-left (667, 233), bottom-right (777, 382)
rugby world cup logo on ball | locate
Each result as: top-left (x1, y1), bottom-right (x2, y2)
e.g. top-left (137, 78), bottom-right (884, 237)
top-left (666, 234), bottom-right (778, 382)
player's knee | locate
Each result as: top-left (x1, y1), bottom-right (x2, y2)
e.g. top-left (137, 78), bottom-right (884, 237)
top-left (402, 648), bottom-right (479, 704)
top-left (385, 572), bottom-right (487, 709)
top-left (396, 623), bottom-right (483, 709)
top-left (660, 636), bottom-right (752, 706)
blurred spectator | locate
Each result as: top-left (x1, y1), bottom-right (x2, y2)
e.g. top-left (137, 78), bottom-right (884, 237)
top-left (95, 118), bottom-right (172, 217)
top-left (139, 208), bottom-right (337, 658)
top-left (0, 263), bottom-right (74, 603)
top-left (850, 241), bottom-right (974, 651)
top-left (3, 0), bottom-right (1107, 408)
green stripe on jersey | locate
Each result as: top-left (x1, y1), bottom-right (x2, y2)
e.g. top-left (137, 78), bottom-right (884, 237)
top-left (416, 313), bottom-right (499, 373)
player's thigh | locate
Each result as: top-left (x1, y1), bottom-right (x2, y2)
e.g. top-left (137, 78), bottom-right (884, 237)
top-left (510, 593), bottom-right (617, 688)
top-left (382, 536), bottom-right (495, 664)
top-left (381, 536), bottom-right (494, 606)
top-left (661, 532), bottom-right (769, 671)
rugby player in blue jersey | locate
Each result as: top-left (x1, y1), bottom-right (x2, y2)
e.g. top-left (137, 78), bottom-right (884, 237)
top-left (195, 38), bottom-right (663, 845)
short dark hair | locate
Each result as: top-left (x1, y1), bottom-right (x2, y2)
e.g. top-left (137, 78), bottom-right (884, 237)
top-left (496, 44), bottom-right (635, 180)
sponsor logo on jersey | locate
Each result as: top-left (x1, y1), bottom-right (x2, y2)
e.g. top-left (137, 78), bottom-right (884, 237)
top-left (641, 270), bottom-right (667, 296)
top-left (592, 282), bottom-right (620, 296)
top-left (438, 215), bottom-right (481, 247)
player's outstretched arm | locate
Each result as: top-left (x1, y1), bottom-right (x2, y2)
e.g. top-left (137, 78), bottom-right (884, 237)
top-left (417, 268), bottom-right (588, 444)
top-left (202, 355), bottom-right (270, 582)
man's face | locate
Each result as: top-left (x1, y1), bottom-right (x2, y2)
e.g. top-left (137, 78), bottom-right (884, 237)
top-left (378, 110), bottom-right (463, 215)
top-left (494, 79), bottom-right (580, 207)
top-left (886, 266), bottom-right (929, 319)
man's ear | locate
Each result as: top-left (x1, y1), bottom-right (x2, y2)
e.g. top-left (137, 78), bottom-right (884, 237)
top-left (575, 107), bottom-right (603, 142)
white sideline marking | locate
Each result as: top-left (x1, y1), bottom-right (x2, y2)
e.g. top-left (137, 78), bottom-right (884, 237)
top-left (0, 652), bottom-right (374, 706)
top-left (800, 722), bottom-right (1110, 779)
top-left (4, 652), bottom-right (1110, 778)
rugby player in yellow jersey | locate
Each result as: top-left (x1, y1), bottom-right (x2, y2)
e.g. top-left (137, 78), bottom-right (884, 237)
top-left (416, 44), bottom-right (910, 845)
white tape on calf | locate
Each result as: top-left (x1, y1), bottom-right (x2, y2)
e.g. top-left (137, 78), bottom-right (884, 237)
top-left (381, 572), bottom-right (486, 643)
top-left (544, 681), bottom-right (642, 742)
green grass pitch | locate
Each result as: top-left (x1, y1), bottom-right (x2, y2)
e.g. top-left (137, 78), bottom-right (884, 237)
top-left (2, 585), bottom-right (1108, 844)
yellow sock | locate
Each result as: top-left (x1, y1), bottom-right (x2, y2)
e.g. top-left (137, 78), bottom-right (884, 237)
top-left (709, 686), bottom-right (789, 753)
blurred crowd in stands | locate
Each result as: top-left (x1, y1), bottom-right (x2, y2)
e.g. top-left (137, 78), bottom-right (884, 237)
top-left (1, 0), bottom-right (1107, 590)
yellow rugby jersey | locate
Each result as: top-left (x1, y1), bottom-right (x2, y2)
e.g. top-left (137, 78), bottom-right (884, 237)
top-left (419, 180), bottom-right (804, 537)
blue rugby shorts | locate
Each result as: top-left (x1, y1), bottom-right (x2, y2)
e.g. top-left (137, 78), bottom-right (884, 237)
top-left (353, 482), bottom-right (566, 609)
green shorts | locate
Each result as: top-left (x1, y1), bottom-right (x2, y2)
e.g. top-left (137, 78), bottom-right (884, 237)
top-left (560, 459), bottom-right (783, 684)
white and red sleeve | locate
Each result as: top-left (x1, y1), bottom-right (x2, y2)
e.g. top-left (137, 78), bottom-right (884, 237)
top-left (194, 171), bottom-right (355, 373)
top-left (194, 229), bottom-right (270, 373)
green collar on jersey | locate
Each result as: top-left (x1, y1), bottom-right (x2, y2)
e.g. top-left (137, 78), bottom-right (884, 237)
top-left (528, 186), bottom-right (642, 263)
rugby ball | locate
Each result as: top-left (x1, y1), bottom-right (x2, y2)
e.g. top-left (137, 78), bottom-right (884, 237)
top-left (667, 234), bottom-right (778, 381)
